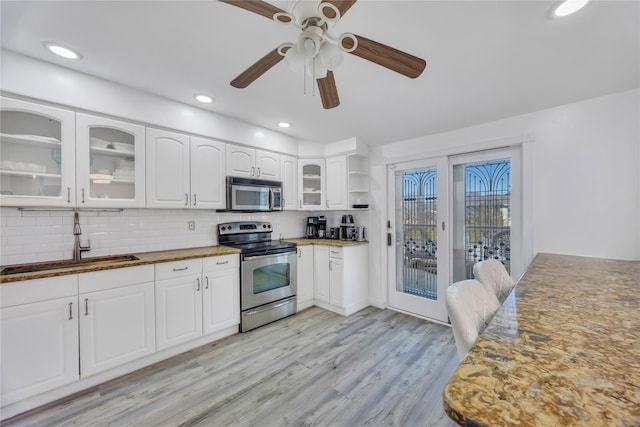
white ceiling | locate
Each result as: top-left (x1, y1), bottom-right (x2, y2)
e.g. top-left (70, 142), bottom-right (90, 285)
top-left (1, 1), bottom-right (638, 146)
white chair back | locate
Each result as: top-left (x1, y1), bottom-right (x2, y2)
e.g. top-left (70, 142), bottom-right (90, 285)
top-left (446, 279), bottom-right (500, 361)
top-left (473, 259), bottom-right (515, 303)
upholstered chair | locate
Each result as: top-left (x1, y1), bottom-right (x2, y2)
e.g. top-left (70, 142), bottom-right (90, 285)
top-left (473, 259), bottom-right (515, 303)
top-left (446, 279), bottom-right (501, 361)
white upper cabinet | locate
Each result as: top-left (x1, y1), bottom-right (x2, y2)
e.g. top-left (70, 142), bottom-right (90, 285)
top-left (280, 154), bottom-right (298, 210)
top-left (0, 97), bottom-right (76, 207)
top-left (146, 128), bottom-right (191, 208)
top-left (146, 128), bottom-right (225, 209)
top-left (75, 113), bottom-right (145, 207)
top-left (227, 144), bottom-right (281, 180)
top-left (326, 155), bottom-right (348, 210)
top-left (190, 136), bottom-right (226, 209)
top-left (298, 159), bottom-right (326, 210)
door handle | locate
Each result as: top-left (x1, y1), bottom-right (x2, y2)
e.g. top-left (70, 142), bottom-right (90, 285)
top-left (185, 193), bottom-right (189, 206)
top-left (251, 166), bottom-right (255, 177)
top-left (69, 302), bottom-right (74, 320)
top-left (84, 298), bottom-right (89, 316)
top-left (81, 188), bottom-right (86, 204)
top-left (193, 194), bottom-right (197, 206)
top-left (205, 276), bottom-right (209, 289)
top-left (196, 277), bottom-right (200, 291)
top-left (67, 187), bottom-right (71, 203)
top-left (387, 233), bottom-right (392, 246)
top-left (257, 167), bottom-right (261, 177)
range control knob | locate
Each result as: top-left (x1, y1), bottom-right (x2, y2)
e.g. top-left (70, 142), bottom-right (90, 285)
top-left (221, 226), bottom-right (226, 231)
top-left (268, 224), bottom-right (271, 228)
top-left (263, 224), bottom-right (267, 228)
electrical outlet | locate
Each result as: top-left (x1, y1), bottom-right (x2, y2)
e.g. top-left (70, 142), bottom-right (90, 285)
top-left (188, 221), bottom-right (195, 231)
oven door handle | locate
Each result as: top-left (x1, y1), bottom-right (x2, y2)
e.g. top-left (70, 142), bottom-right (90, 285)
top-left (243, 251), bottom-right (295, 261)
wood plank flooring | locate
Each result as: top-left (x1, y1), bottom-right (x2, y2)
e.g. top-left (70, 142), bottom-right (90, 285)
top-left (3, 307), bottom-right (460, 427)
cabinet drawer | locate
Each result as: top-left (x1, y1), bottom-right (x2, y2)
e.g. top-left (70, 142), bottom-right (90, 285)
top-left (79, 265), bottom-right (154, 294)
top-left (202, 254), bottom-right (239, 272)
top-left (155, 258), bottom-right (203, 281)
top-left (328, 247), bottom-right (343, 259)
top-left (1, 275), bottom-right (78, 308)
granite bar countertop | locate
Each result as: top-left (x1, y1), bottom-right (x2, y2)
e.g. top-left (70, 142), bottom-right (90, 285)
top-left (0, 246), bottom-right (241, 284)
top-left (443, 253), bottom-right (640, 426)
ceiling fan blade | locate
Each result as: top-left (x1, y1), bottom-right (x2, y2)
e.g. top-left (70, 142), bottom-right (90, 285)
top-left (316, 70), bottom-right (340, 109)
top-left (320, 0), bottom-right (358, 19)
top-left (230, 47), bottom-right (288, 88)
top-left (342, 34), bottom-right (426, 79)
top-left (219, 0), bottom-right (293, 23)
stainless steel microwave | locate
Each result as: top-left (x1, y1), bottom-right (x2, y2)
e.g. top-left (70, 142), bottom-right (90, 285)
top-left (226, 176), bottom-right (283, 212)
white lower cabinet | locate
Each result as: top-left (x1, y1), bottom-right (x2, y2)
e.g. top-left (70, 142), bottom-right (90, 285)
top-left (202, 256), bottom-right (240, 334)
top-left (312, 244), bottom-right (369, 316)
top-left (155, 255), bottom-right (239, 350)
top-left (78, 266), bottom-right (156, 377)
top-left (0, 275), bottom-right (79, 406)
top-left (296, 245), bottom-right (314, 311)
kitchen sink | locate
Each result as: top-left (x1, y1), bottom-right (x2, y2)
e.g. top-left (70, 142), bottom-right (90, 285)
top-left (0, 254), bottom-right (140, 275)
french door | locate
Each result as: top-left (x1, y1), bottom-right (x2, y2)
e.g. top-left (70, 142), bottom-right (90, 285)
top-left (387, 147), bottom-right (520, 323)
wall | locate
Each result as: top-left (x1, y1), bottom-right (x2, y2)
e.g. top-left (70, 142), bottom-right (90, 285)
top-left (0, 208), bottom-right (369, 265)
top-left (368, 89), bottom-right (640, 308)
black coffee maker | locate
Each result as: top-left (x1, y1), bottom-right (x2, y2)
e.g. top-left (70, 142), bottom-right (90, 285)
top-left (340, 214), bottom-right (355, 240)
top-left (317, 216), bottom-right (327, 239)
top-left (306, 216), bottom-right (319, 238)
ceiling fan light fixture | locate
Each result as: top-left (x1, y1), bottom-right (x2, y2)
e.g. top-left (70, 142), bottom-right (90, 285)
top-left (319, 42), bottom-right (343, 70)
top-left (284, 44), bottom-right (305, 71)
top-left (297, 26), bottom-right (323, 59)
top-left (553, 0), bottom-right (590, 17)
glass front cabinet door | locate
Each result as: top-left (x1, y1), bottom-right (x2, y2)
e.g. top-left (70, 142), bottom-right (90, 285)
top-left (75, 113), bottom-right (145, 207)
top-left (0, 97), bottom-right (76, 207)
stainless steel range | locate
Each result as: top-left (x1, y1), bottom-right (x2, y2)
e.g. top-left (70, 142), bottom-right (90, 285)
top-left (218, 221), bottom-right (297, 332)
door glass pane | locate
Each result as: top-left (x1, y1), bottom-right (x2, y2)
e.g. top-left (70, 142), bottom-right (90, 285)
top-left (0, 111), bottom-right (63, 198)
top-left (452, 159), bottom-right (511, 283)
top-left (253, 263), bottom-right (290, 294)
top-left (395, 168), bottom-right (438, 300)
top-left (302, 164), bottom-right (322, 207)
top-left (89, 127), bottom-right (135, 200)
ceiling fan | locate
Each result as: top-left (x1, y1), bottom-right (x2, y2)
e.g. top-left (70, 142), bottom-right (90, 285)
top-left (220, 0), bottom-right (427, 109)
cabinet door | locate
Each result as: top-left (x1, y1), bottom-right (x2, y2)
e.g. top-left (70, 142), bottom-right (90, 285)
top-left (298, 159), bottom-right (325, 210)
top-left (281, 154), bottom-right (298, 210)
top-left (0, 97), bottom-right (76, 207)
top-left (202, 268), bottom-right (240, 334)
top-left (326, 155), bottom-right (348, 210)
top-left (313, 245), bottom-right (330, 303)
top-left (155, 274), bottom-right (203, 350)
top-left (146, 128), bottom-right (190, 208)
top-left (79, 282), bottom-right (155, 377)
top-left (329, 257), bottom-right (344, 307)
top-left (1, 296), bottom-right (79, 405)
top-left (296, 245), bottom-right (314, 309)
top-left (190, 136), bottom-right (225, 209)
top-left (255, 150), bottom-right (280, 180)
top-left (226, 145), bottom-right (255, 178)
top-left (76, 113), bottom-right (145, 208)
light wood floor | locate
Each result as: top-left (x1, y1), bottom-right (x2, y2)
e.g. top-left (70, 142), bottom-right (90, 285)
top-left (4, 307), bottom-right (460, 427)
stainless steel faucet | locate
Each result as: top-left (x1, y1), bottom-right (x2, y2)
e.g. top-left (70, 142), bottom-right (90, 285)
top-left (73, 212), bottom-right (91, 260)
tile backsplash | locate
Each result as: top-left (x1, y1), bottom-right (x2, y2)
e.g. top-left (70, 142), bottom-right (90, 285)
top-left (0, 207), bottom-right (369, 265)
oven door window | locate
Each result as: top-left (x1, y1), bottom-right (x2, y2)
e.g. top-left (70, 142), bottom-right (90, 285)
top-left (253, 262), bottom-right (290, 294)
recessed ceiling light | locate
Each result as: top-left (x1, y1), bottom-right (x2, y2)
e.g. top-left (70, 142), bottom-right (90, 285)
top-left (43, 42), bottom-right (81, 60)
top-left (277, 121), bottom-right (291, 128)
top-left (195, 94), bottom-right (214, 104)
top-left (553, 0), bottom-right (590, 17)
